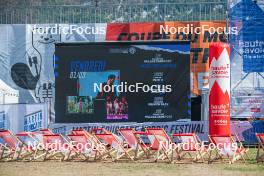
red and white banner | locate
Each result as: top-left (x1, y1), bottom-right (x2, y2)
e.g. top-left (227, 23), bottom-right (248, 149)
top-left (209, 42), bottom-right (231, 135)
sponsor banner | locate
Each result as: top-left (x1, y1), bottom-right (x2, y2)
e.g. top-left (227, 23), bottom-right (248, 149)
top-left (0, 23), bottom-right (107, 123)
top-left (0, 103), bottom-right (49, 133)
top-left (229, 0), bottom-right (264, 118)
top-left (230, 0), bottom-right (264, 73)
top-left (106, 21), bottom-right (227, 95)
top-left (50, 121), bottom-right (208, 141)
top-left (50, 120), bottom-right (264, 143)
top-left (231, 120), bottom-right (264, 143)
top-left (24, 110), bottom-right (44, 132)
top-left (209, 43), bottom-right (231, 135)
top-left (231, 94), bottom-right (264, 118)
top-left (0, 111), bottom-right (6, 129)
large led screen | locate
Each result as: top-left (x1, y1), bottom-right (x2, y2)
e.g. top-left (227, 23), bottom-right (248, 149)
top-left (55, 41), bottom-right (190, 123)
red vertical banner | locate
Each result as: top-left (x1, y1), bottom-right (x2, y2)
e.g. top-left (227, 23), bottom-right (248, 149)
top-left (209, 43), bottom-right (231, 136)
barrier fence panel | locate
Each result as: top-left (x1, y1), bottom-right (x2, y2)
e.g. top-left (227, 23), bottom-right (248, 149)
top-left (0, 2), bottom-right (227, 24)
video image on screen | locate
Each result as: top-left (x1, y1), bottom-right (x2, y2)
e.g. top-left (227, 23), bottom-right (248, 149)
top-left (67, 96), bottom-right (94, 114)
top-left (79, 71), bottom-right (128, 120)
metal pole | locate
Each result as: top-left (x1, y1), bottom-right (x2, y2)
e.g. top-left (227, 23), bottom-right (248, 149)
top-left (226, 0), bottom-right (229, 43)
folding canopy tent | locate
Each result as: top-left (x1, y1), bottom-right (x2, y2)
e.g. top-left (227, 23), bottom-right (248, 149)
top-left (0, 79), bottom-right (19, 104)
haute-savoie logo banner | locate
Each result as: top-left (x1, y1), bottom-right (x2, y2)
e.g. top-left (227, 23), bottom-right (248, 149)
top-left (209, 43), bottom-right (230, 136)
top-left (105, 21), bottom-right (227, 95)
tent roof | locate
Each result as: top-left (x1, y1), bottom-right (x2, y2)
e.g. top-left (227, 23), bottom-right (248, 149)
top-left (0, 79), bottom-right (19, 95)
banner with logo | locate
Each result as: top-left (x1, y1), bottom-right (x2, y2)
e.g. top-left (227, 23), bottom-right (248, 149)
top-left (50, 120), bottom-right (264, 143)
top-left (51, 121), bottom-right (208, 141)
top-left (229, 0), bottom-right (264, 118)
top-left (0, 24), bottom-right (107, 122)
top-left (0, 103), bottom-right (49, 133)
top-left (209, 43), bottom-right (231, 135)
top-left (231, 95), bottom-right (264, 118)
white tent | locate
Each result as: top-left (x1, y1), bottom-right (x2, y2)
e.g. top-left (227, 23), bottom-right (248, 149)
top-left (0, 79), bottom-right (19, 104)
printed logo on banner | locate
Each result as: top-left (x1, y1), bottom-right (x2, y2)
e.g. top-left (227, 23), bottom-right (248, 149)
top-left (229, 0), bottom-right (264, 119)
top-left (209, 43), bottom-right (231, 135)
top-left (231, 94), bottom-right (264, 118)
top-left (229, 0), bottom-right (264, 72)
top-left (0, 111), bottom-right (6, 129)
top-left (50, 121), bottom-right (208, 141)
top-left (24, 111), bottom-right (43, 131)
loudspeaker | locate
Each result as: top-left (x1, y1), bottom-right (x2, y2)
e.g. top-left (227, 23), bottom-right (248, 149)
top-left (11, 62), bottom-right (39, 90)
top-left (191, 96), bottom-right (201, 121)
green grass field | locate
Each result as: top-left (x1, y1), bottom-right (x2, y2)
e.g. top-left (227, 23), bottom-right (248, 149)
top-left (0, 148), bottom-right (263, 176)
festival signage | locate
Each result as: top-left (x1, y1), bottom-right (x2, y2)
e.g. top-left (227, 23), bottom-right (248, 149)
top-left (209, 43), bottom-right (231, 135)
top-left (24, 110), bottom-right (44, 132)
top-left (0, 111), bottom-right (6, 129)
top-left (0, 103), bottom-right (48, 133)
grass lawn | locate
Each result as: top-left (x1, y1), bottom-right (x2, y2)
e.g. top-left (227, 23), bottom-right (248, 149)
top-left (0, 148), bottom-right (263, 176)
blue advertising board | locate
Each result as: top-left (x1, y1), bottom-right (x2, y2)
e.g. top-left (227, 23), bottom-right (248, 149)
top-left (230, 0), bottom-right (264, 73)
